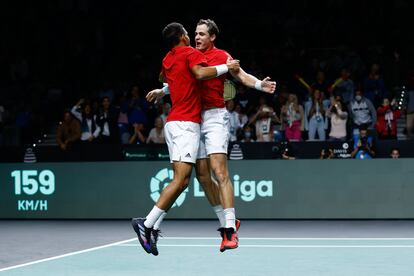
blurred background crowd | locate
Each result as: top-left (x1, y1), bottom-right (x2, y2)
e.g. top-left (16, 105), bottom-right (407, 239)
top-left (1, 0), bottom-right (414, 160)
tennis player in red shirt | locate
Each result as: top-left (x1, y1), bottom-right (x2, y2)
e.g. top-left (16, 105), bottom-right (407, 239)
top-left (147, 19), bottom-right (275, 252)
top-left (132, 22), bottom-right (240, 256)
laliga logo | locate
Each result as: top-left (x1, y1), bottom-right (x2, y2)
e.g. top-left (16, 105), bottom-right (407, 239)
top-left (150, 168), bottom-right (187, 208)
top-left (150, 168), bottom-right (273, 207)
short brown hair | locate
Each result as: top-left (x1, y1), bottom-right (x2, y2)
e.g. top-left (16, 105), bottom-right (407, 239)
top-left (197, 19), bottom-right (219, 37)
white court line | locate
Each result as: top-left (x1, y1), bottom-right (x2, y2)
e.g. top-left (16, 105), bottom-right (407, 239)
top-left (116, 244), bottom-right (414, 248)
top-left (0, 238), bottom-right (136, 273)
top-left (160, 237), bottom-right (414, 240)
top-left (3, 237), bottom-right (414, 273)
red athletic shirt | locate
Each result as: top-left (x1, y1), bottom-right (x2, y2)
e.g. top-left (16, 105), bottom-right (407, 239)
top-left (199, 47), bottom-right (232, 109)
top-left (162, 46), bottom-right (207, 123)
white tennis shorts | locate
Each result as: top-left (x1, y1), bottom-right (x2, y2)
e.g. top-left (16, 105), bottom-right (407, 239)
top-left (197, 108), bottom-right (230, 159)
top-left (164, 121), bottom-right (200, 164)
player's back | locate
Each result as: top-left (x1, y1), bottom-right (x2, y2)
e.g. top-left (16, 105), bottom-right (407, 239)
top-left (162, 46), bottom-right (207, 123)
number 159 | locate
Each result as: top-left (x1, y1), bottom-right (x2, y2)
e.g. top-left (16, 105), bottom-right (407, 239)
top-left (11, 170), bottom-right (55, 195)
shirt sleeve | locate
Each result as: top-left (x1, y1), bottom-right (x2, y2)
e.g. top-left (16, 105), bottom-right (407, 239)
top-left (187, 48), bottom-right (207, 69)
top-left (71, 105), bottom-right (82, 121)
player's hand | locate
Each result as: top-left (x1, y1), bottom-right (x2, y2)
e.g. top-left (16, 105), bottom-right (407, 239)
top-left (261, 77), bottom-right (276, 94)
top-left (227, 57), bottom-right (240, 73)
top-left (146, 89), bottom-right (165, 103)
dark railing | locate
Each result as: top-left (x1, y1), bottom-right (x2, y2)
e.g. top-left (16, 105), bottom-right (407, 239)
top-left (1, 140), bottom-right (413, 163)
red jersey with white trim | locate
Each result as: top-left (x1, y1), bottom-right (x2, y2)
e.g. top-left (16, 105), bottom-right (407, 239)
top-left (199, 47), bottom-right (232, 109)
top-left (162, 46), bottom-right (207, 123)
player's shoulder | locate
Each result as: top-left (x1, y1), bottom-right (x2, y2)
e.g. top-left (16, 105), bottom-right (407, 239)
top-left (211, 47), bottom-right (230, 57)
top-left (182, 46), bottom-right (203, 55)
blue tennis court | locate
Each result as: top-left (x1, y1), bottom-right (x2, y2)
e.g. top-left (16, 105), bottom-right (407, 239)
top-left (1, 220), bottom-right (413, 276)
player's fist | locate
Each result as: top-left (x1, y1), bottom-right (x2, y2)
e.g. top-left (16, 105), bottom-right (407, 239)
top-left (227, 57), bottom-right (240, 73)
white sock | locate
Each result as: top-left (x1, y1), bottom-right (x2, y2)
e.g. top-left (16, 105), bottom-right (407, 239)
top-left (223, 208), bottom-right (236, 230)
top-left (144, 206), bottom-right (165, 228)
top-left (212, 205), bottom-right (225, 228)
top-left (153, 212), bottom-right (167, 230)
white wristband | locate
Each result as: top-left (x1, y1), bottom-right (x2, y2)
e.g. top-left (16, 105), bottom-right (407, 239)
top-left (162, 83), bottom-right (170, 95)
top-left (255, 80), bottom-right (264, 91)
top-left (215, 64), bottom-right (228, 76)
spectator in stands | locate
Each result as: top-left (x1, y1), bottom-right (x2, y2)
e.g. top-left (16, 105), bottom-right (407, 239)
top-left (363, 63), bottom-right (387, 107)
top-left (240, 124), bottom-right (256, 142)
top-left (249, 105), bottom-right (279, 142)
top-left (117, 94), bottom-right (131, 144)
top-left (235, 103), bottom-right (248, 128)
top-left (226, 99), bottom-right (243, 142)
top-left (376, 98), bottom-right (401, 139)
top-left (311, 71), bottom-right (330, 98)
top-left (348, 89), bottom-right (377, 135)
top-left (160, 102), bottom-right (171, 126)
top-left (129, 122), bottom-right (146, 144)
top-left (56, 111), bottom-right (81, 150)
top-left (333, 68), bottom-right (354, 104)
top-left (96, 96), bottom-right (120, 144)
top-left (234, 86), bottom-right (255, 115)
top-left (273, 86), bottom-right (288, 118)
top-left (146, 117), bottom-right (165, 144)
top-left (351, 125), bottom-right (375, 159)
top-left (280, 93), bottom-right (304, 141)
top-left (71, 99), bottom-right (101, 143)
top-left (320, 147), bottom-right (334, 159)
top-left (127, 85), bottom-right (148, 128)
top-left (326, 96), bottom-right (348, 141)
top-left (390, 148), bottom-right (400, 159)
top-left (304, 89), bottom-right (327, 141)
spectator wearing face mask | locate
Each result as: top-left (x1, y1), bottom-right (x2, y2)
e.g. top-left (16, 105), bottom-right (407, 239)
top-left (241, 124), bottom-right (255, 142)
top-left (375, 98), bottom-right (400, 139)
top-left (348, 89), bottom-right (377, 136)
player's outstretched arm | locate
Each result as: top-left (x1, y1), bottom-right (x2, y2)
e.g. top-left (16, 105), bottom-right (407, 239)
top-left (230, 68), bottom-right (276, 94)
top-left (146, 88), bottom-right (166, 103)
top-left (191, 58), bottom-right (240, 80)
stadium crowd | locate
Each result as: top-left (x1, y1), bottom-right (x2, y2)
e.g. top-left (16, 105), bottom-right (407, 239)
top-left (1, 1), bottom-right (414, 160)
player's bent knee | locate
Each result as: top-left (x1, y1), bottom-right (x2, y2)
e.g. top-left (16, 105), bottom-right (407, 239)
top-left (214, 170), bottom-right (229, 185)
